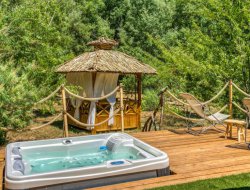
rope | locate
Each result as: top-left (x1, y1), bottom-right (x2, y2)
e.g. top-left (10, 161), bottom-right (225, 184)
top-left (232, 82), bottom-right (250, 97)
top-left (35, 85), bottom-right (62, 105)
top-left (0, 127), bottom-right (9, 132)
top-left (2, 113), bottom-right (63, 132)
top-left (165, 82), bottom-right (228, 106)
top-left (232, 101), bottom-right (248, 114)
top-left (202, 82), bottom-right (229, 105)
top-left (165, 91), bottom-right (189, 106)
top-left (28, 112), bottom-right (63, 130)
top-left (66, 108), bottom-right (120, 127)
top-left (216, 104), bottom-right (228, 113)
top-left (168, 104), bottom-right (227, 122)
top-left (168, 109), bottom-right (205, 122)
top-left (64, 86), bottom-right (120, 101)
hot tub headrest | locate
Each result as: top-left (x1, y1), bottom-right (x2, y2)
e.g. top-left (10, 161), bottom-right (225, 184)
top-left (13, 160), bottom-right (25, 174)
top-left (12, 147), bottom-right (21, 156)
top-left (13, 159), bottom-right (32, 175)
top-left (106, 134), bottom-right (134, 151)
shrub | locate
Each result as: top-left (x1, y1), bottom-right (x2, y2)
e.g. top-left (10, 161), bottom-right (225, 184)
top-left (142, 90), bottom-right (159, 111)
top-left (0, 64), bottom-right (37, 129)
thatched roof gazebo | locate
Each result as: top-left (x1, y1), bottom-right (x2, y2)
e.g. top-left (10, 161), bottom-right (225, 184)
top-left (56, 37), bottom-right (156, 133)
top-left (56, 38), bottom-right (156, 74)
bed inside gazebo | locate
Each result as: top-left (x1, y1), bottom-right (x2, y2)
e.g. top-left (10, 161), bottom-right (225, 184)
top-left (56, 38), bottom-right (156, 134)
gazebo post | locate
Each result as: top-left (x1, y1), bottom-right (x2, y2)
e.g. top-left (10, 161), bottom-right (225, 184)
top-left (91, 128), bottom-right (96, 135)
top-left (91, 72), bottom-right (97, 135)
top-left (120, 83), bottom-right (125, 132)
top-left (137, 74), bottom-right (142, 129)
top-left (61, 85), bottom-right (69, 137)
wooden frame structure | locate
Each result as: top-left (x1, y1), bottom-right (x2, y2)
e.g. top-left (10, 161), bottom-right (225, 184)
top-left (56, 38), bottom-right (156, 134)
top-left (66, 80), bottom-right (141, 134)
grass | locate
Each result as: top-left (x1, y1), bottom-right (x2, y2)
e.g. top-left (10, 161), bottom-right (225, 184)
top-left (151, 173), bottom-right (250, 190)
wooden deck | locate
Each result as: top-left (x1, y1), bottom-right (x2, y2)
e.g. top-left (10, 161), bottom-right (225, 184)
top-left (1, 127), bottom-right (250, 190)
top-left (89, 128), bottom-right (250, 190)
top-left (0, 147), bottom-right (4, 190)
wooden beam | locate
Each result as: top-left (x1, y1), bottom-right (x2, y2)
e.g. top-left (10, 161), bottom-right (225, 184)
top-left (0, 161), bottom-right (4, 190)
top-left (137, 74), bottom-right (142, 107)
top-left (61, 86), bottom-right (69, 137)
top-left (137, 74), bottom-right (142, 130)
top-left (159, 94), bottom-right (164, 129)
top-left (120, 84), bottom-right (125, 132)
top-left (229, 79), bottom-right (233, 119)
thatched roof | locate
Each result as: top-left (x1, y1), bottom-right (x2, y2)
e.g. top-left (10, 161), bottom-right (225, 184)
top-left (87, 37), bottom-right (118, 50)
top-left (56, 38), bottom-right (157, 75)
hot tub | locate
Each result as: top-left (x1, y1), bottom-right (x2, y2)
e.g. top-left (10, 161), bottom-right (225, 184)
top-left (5, 133), bottom-right (169, 190)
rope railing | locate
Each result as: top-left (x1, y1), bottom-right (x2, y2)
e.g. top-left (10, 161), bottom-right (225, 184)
top-left (232, 82), bottom-right (250, 97)
top-left (66, 108), bottom-right (120, 128)
top-left (232, 101), bottom-right (248, 114)
top-left (5, 80), bottom-right (250, 135)
top-left (0, 127), bottom-right (9, 132)
top-left (217, 104), bottom-right (228, 113)
top-left (28, 112), bottom-right (63, 130)
top-left (2, 84), bottom-right (125, 136)
top-left (35, 85), bottom-right (62, 105)
top-left (165, 90), bottom-right (189, 106)
top-left (167, 109), bottom-right (205, 122)
top-left (167, 104), bottom-right (227, 122)
top-left (202, 82), bottom-right (229, 105)
top-left (144, 82), bottom-right (230, 132)
top-left (164, 82), bottom-right (228, 107)
top-left (0, 85), bottom-right (63, 132)
top-left (1, 112), bottom-right (63, 132)
top-left (64, 86), bottom-right (120, 101)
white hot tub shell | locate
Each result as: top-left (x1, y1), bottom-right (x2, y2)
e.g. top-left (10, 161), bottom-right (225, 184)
top-left (5, 133), bottom-right (169, 190)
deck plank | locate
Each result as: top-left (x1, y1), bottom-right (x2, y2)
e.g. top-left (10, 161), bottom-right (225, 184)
top-left (0, 148), bottom-right (5, 162)
top-left (0, 146), bottom-right (4, 190)
top-left (88, 128), bottom-right (250, 190)
top-left (0, 161), bottom-right (4, 190)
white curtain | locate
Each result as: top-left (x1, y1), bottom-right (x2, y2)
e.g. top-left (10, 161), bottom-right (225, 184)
top-left (87, 73), bottom-right (105, 128)
top-left (104, 73), bottom-right (119, 126)
top-left (87, 73), bottom-right (119, 128)
top-left (66, 73), bottom-right (93, 120)
top-left (66, 72), bottom-right (119, 129)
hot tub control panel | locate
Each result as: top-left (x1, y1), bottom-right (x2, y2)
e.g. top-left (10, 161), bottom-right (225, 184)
top-left (107, 159), bottom-right (132, 168)
top-left (111, 161), bottom-right (124, 165)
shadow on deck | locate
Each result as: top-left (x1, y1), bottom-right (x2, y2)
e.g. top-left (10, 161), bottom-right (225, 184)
top-left (90, 127), bottom-right (250, 190)
top-left (0, 127), bottom-right (249, 190)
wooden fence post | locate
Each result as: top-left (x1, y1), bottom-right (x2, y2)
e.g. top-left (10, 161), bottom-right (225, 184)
top-left (137, 74), bottom-right (142, 130)
top-left (120, 84), bottom-right (125, 132)
top-left (61, 85), bottom-right (69, 137)
top-left (229, 79), bottom-right (233, 119)
top-left (159, 93), bottom-right (164, 130)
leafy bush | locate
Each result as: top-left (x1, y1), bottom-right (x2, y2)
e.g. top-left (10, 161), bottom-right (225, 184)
top-left (142, 90), bottom-right (159, 111)
top-left (0, 131), bottom-right (6, 145)
top-left (0, 64), bottom-right (36, 129)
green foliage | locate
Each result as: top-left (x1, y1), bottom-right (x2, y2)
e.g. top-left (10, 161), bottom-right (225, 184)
top-left (0, 130), bottom-right (6, 145)
top-left (0, 0), bottom-right (249, 144)
top-left (0, 63), bottom-right (36, 129)
top-left (142, 90), bottom-right (158, 111)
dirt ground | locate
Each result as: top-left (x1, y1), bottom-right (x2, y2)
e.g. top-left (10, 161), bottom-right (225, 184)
top-left (4, 111), bottom-right (187, 144)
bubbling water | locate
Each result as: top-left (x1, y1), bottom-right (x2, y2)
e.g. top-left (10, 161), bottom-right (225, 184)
top-left (22, 147), bottom-right (142, 174)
